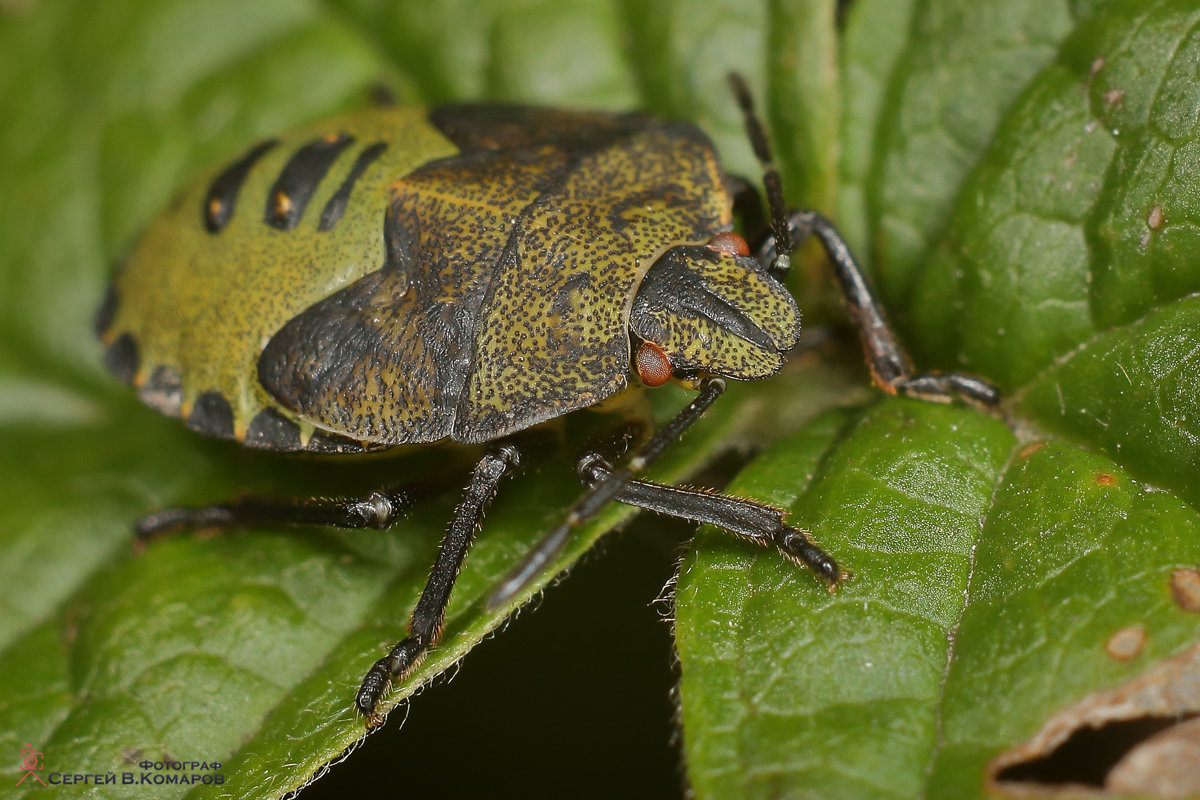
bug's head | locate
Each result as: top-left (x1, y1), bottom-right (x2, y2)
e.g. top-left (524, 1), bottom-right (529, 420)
top-left (629, 232), bottom-right (802, 388)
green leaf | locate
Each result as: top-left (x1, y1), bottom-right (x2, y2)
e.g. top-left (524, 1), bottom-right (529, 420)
top-left (676, 1), bottom-right (1200, 797)
top-left (678, 400), bottom-right (1014, 798)
top-left (928, 441), bottom-right (1200, 796)
top-left (3, 0), bottom-right (1200, 798)
top-left (908, 0), bottom-right (1200, 388)
top-left (836, 0), bottom-right (918, 263)
top-left (0, 7), bottom-right (858, 795)
top-left (1020, 296), bottom-right (1200, 508)
top-left (679, 405), bottom-right (1200, 799)
top-left (866, 0), bottom-right (1082, 306)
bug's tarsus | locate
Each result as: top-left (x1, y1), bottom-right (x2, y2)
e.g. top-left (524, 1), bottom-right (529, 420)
top-left (133, 485), bottom-right (415, 541)
top-left (578, 457), bottom-right (844, 590)
top-left (728, 73), bottom-right (792, 278)
top-left (357, 443), bottom-right (521, 722)
top-left (485, 377), bottom-right (728, 611)
top-left (892, 373), bottom-right (1000, 408)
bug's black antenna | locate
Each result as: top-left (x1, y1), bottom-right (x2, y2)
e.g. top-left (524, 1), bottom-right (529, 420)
top-left (487, 377), bottom-right (728, 610)
top-left (728, 73), bottom-right (793, 278)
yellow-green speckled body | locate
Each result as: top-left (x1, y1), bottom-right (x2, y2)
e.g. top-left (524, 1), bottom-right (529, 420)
top-left (98, 103), bottom-right (801, 453)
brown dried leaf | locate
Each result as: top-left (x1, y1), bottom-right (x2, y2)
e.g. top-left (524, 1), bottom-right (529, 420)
top-left (989, 645), bottom-right (1200, 798)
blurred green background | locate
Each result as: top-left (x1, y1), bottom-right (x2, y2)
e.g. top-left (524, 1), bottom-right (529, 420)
top-left (5, 1), bottom-right (1200, 798)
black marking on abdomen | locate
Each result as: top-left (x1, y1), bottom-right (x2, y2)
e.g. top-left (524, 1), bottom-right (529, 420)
top-left (265, 133), bottom-right (355, 231)
top-left (245, 408), bottom-right (301, 450)
top-left (204, 139), bottom-right (279, 233)
top-left (139, 365), bottom-right (182, 416)
top-left (105, 333), bottom-right (139, 386)
top-left (318, 142), bottom-right (389, 232)
top-left (187, 392), bottom-right (235, 439)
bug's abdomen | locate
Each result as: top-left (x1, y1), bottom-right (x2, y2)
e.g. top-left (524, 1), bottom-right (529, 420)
top-left (97, 108), bottom-right (458, 452)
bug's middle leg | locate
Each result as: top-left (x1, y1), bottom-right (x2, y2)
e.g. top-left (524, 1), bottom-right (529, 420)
top-left (356, 442), bottom-right (521, 722)
top-left (577, 454), bottom-right (843, 588)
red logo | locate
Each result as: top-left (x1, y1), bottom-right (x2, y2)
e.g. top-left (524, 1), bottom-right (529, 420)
top-left (16, 745), bottom-right (46, 786)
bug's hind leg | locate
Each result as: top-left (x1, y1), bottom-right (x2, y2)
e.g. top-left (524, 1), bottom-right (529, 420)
top-left (356, 443), bottom-right (521, 723)
top-left (778, 210), bottom-right (999, 408)
top-left (578, 455), bottom-right (845, 589)
top-left (133, 486), bottom-right (416, 541)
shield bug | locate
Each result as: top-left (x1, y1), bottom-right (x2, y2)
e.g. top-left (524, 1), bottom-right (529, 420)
top-left (96, 76), bottom-right (998, 724)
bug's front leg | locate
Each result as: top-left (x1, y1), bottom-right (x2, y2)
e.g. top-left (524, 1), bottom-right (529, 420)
top-left (577, 455), bottom-right (844, 589)
top-left (769, 210), bottom-right (1000, 408)
top-left (729, 73), bottom-right (997, 408)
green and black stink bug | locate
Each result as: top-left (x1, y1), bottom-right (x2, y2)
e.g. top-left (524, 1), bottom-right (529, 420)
top-left (96, 76), bottom-right (998, 723)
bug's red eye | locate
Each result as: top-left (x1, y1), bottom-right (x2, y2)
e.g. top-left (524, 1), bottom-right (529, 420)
top-left (636, 341), bottom-right (672, 387)
top-left (708, 231), bottom-right (750, 257)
